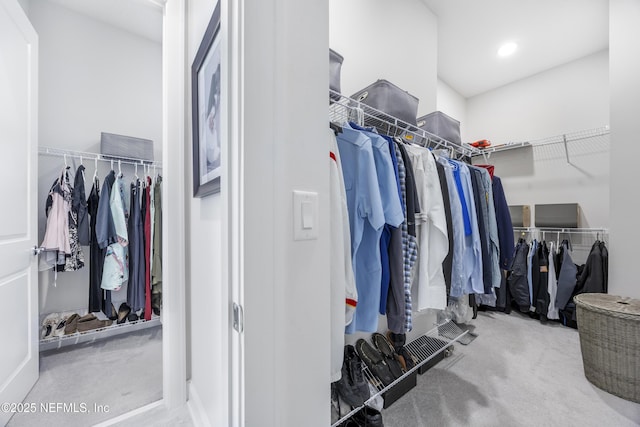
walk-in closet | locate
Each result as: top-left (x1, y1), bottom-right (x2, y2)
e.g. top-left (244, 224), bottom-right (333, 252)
top-left (3, 0), bottom-right (640, 426)
top-left (1, 0), bottom-right (175, 425)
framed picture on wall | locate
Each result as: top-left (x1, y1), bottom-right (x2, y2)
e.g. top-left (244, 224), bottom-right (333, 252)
top-left (191, 2), bottom-right (222, 197)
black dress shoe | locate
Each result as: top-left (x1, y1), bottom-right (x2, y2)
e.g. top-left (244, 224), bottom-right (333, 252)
top-left (117, 303), bottom-right (131, 324)
top-left (372, 333), bottom-right (404, 378)
top-left (128, 311), bottom-right (139, 322)
top-left (352, 406), bottom-right (383, 427)
top-left (355, 339), bottom-right (395, 387)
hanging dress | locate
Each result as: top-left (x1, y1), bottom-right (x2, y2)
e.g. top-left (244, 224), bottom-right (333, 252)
top-left (87, 176), bottom-right (104, 312)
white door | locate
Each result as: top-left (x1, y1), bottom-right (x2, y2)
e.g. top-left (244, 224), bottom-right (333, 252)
top-left (0, 0), bottom-right (39, 425)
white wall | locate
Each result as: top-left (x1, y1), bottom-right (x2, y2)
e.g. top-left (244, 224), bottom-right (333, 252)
top-left (609, 0), bottom-right (640, 299)
top-left (185, 0), bottom-right (226, 426)
top-left (30, 0), bottom-right (162, 315)
top-left (329, 0), bottom-right (438, 115)
top-left (467, 50), bottom-right (610, 229)
top-left (241, 0), bottom-right (330, 425)
top-left (466, 50), bottom-right (609, 146)
top-left (436, 78), bottom-right (467, 143)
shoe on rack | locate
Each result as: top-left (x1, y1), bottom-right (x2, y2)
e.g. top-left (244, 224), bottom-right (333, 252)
top-left (117, 303), bottom-right (131, 324)
top-left (335, 345), bottom-right (370, 407)
top-left (395, 346), bottom-right (417, 371)
top-left (372, 333), bottom-right (404, 379)
top-left (128, 311), bottom-right (139, 322)
top-left (52, 312), bottom-right (75, 338)
top-left (64, 313), bottom-right (79, 335)
top-left (352, 406), bottom-right (384, 427)
top-left (41, 313), bottom-right (59, 339)
top-left (77, 313), bottom-right (113, 333)
top-left (355, 339), bottom-right (395, 387)
top-left (104, 303), bottom-right (118, 321)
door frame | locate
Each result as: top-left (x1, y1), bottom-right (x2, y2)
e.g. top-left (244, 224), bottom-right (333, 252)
top-left (160, 0), bottom-right (187, 411)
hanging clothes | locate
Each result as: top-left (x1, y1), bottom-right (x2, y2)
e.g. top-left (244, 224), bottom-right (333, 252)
top-left (490, 175), bottom-right (515, 270)
top-left (337, 127), bottom-right (385, 334)
top-left (404, 144), bottom-right (449, 311)
top-left (436, 156), bottom-right (465, 299)
top-left (87, 176), bottom-right (104, 313)
top-left (378, 134), bottom-right (403, 317)
top-left (144, 176), bottom-right (153, 321)
top-left (151, 175), bottom-right (163, 314)
top-left (555, 240), bottom-right (578, 312)
top-left (40, 170), bottom-right (72, 267)
top-left (62, 168), bottom-right (84, 272)
top-left (345, 123), bottom-right (403, 322)
top-left (468, 166), bottom-right (492, 294)
top-left (534, 241), bottom-right (550, 319)
top-left (329, 128), bottom-right (357, 382)
top-left (527, 239), bottom-right (538, 309)
top-left (395, 142), bottom-right (420, 333)
top-left (435, 161), bottom-right (454, 295)
top-left (574, 240), bottom-right (608, 295)
top-left (101, 173), bottom-right (129, 291)
top-left (127, 179), bottom-right (145, 313)
top-left (546, 242), bottom-right (560, 320)
top-left (508, 238), bottom-right (531, 312)
top-left (73, 165), bottom-right (90, 246)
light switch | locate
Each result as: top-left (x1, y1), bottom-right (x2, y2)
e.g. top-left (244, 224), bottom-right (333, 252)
top-left (302, 201), bottom-right (313, 229)
top-left (293, 190), bottom-right (318, 240)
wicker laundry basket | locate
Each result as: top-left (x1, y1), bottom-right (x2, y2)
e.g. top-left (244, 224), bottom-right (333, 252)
top-left (574, 293), bottom-right (640, 403)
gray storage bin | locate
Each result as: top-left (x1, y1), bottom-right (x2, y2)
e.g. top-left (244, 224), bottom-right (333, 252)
top-left (329, 49), bottom-right (343, 101)
top-left (100, 132), bottom-right (154, 162)
top-left (416, 111), bottom-right (461, 145)
top-left (351, 79), bottom-right (419, 129)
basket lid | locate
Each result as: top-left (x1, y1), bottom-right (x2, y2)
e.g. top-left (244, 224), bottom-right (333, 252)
top-left (574, 293), bottom-right (640, 316)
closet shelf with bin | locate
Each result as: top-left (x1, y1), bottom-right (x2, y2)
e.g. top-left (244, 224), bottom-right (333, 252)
top-left (329, 89), bottom-right (480, 160)
top-left (38, 146), bottom-right (163, 351)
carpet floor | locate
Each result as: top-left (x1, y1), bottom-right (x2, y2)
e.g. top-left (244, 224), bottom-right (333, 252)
top-left (7, 326), bottom-right (162, 427)
top-left (382, 311), bottom-right (640, 426)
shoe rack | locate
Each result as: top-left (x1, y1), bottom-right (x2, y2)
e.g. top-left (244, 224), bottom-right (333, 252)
top-left (331, 320), bottom-right (468, 427)
top-left (40, 316), bottom-right (161, 352)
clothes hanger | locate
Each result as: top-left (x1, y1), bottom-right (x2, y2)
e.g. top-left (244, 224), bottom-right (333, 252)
top-left (93, 157), bottom-right (98, 182)
top-left (118, 160), bottom-right (122, 177)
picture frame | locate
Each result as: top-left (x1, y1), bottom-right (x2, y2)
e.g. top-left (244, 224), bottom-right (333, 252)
top-left (191, 3), bottom-right (222, 197)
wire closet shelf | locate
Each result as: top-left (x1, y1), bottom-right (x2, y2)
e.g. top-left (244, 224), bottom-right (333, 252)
top-left (331, 320), bottom-right (468, 427)
top-left (329, 90), bottom-right (481, 160)
top-left (39, 146), bottom-right (162, 169)
top-left (472, 126), bottom-right (610, 157)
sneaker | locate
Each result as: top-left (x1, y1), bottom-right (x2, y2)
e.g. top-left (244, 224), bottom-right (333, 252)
top-left (336, 345), bottom-right (370, 407)
top-left (41, 313), bottom-right (59, 339)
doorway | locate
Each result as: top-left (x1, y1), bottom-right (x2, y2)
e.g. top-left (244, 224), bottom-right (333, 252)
top-left (5, 0), bottom-right (181, 425)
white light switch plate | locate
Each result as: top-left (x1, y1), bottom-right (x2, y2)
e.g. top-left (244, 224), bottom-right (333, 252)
top-left (293, 190), bottom-right (319, 240)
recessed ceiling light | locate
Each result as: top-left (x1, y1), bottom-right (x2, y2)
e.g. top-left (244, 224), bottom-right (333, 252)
top-left (497, 42), bottom-right (518, 57)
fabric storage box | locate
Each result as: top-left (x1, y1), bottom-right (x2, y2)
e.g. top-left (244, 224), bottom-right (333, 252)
top-left (575, 293), bottom-right (640, 403)
top-left (100, 132), bottom-right (154, 162)
top-left (329, 49), bottom-right (344, 102)
top-left (350, 79), bottom-right (419, 129)
top-left (416, 111), bottom-right (461, 145)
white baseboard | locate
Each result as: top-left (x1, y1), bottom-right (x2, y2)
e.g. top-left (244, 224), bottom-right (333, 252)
top-left (187, 381), bottom-right (212, 427)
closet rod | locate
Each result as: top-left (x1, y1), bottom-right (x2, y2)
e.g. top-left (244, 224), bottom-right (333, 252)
top-left (329, 89), bottom-right (480, 160)
top-left (513, 226), bottom-right (608, 234)
top-left (38, 146), bottom-right (162, 168)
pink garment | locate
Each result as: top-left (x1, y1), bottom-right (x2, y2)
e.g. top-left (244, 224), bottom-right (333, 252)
top-left (41, 185), bottom-right (71, 256)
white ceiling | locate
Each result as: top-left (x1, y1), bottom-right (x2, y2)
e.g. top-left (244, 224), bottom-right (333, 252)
top-left (421, 0), bottom-right (609, 98)
top-left (48, 0), bottom-right (163, 43)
